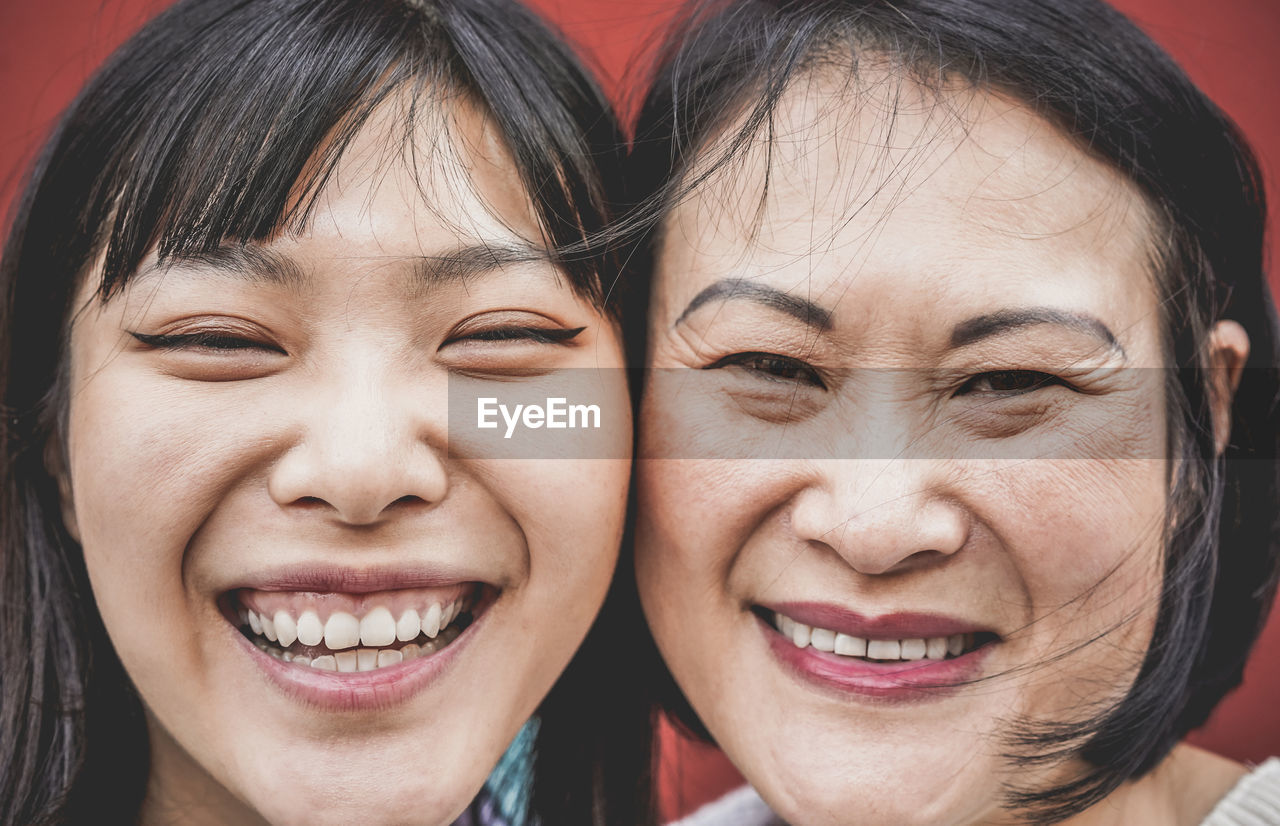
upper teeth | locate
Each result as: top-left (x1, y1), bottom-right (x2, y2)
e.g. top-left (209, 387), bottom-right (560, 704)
top-left (776, 613), bottom-right (967, 661)
top-left (240, 599), bottom-right (467, 652)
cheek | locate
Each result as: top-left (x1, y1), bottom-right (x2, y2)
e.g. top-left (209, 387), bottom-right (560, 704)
top-left (637, 377), bottom-right (776, 604)
top-left (985, 457), bottom-right (1167, 664)
top-left (67, 375), bottom-right (274, 562)
top-left (63, 378), bottom-right (272, 711)
top-left (478, 455), bottom-right (629, 618)
top-left (634, 454), bottom-right (806, 649)
top-left (490, 376), bottom-right (631, 589)
top-left (996, 458), bottom-right (1166, 586)
top-left (636, 376), bottom-right (808, 574)
top-left (635, 460), bottom-right (754, 583)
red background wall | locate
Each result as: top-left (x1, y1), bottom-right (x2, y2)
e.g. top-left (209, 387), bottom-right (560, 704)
top-left (2, 0), bottom-right (1277, 820)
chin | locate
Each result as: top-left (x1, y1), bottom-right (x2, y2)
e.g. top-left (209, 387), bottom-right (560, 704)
top-left (726, 726), bottom-right (1000, 826)
top-left (237, 754), bottom-right (483, 826)
top-left (759, 775), bottom-right (991, 826)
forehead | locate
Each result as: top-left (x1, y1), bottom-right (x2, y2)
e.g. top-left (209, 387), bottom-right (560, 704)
top-left (658, 66), bottom-right (1157, 319)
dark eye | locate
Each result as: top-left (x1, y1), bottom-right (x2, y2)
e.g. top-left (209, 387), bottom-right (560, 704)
top-left (130, 331), bottom-right (284, 354)
top-left (706, 352), bottom-right (825, 389)
top-left (958, 370), bottom-right (1062, 396)
top-left (456, 326), bottom-right (585, 345)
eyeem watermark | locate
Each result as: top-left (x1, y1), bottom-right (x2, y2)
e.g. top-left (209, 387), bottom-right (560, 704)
top-left (448, 369), bottom-right (627, 459)
top-left (477, 397), bottom-right (602, 439)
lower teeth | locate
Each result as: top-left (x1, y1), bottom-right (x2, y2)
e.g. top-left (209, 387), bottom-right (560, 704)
top-left (247, 620), bottom-right (467, 672)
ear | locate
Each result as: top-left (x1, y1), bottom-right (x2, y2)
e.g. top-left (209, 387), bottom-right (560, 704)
top-left (43, 435), bottom-right (81, 543)
top-left (1206, 320), bottom-right (1250, 455)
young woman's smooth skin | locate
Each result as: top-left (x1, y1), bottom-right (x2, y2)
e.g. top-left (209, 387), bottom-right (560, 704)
top-left (636, 71), bottom-right (1249, 826)
top-left (58, 97), bottom-right (630, 826)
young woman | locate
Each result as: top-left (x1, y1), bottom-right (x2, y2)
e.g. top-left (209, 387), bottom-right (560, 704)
top-left (0, 0), bottom-right (649, 823)
top-left (629, 0), bottom-right (1280, 823)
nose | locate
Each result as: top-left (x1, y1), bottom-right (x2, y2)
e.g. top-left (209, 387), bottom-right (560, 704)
top-left (268, 372), bottom-right (449, 525)
top-left (788, 459), bottom-right (968, 576)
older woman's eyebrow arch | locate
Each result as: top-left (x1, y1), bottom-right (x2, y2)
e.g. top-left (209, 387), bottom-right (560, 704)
top-left (673, 278), bottom-right (834, 330)
top-left (131, 240), bottom-right (554, 289)
top-left (949, 308), bottom-right (1126, 356)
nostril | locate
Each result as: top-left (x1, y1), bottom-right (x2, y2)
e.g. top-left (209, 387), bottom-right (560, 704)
top-left (285, 494), bottom-right (430, 522)
top-left (267, 440), bottom-right (449, 523)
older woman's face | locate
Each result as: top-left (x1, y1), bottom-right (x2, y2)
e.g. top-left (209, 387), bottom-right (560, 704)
top-left (636, 75), bottom-right (1171, 825)
top-left (61, 100), bottom-right (630, 825)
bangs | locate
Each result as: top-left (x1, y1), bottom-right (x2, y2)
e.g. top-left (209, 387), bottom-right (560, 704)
top-left (0, 1), bottom-right (638, 822)
top-left (90, 0), bottom-right (434, 297)
top-left (67, 0), bottom-right (621, 309)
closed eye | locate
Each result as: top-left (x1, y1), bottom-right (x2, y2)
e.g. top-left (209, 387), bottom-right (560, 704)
top-left (130, 331), bottom-right (285, 354)
top-left (454, 326), bottom-right (586, 345)
top-left (705, 352), bottom-right (825, 389)
top-left (957, 370), bottom-right (1065, 396)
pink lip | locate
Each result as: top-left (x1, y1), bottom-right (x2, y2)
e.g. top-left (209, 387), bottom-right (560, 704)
top-left (757, 605), bottom-right (996, 701)
top-left (762, 602), bottom-right (989, 640)
top-left (233, 610), bottom-right (483, 712)
top-left (224, 563), bottom-right (494, 711)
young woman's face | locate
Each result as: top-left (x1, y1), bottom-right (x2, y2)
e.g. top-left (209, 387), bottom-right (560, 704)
top-left (636, 75), bottom-right (1171, 825)
top-left (60, 100), bottom-right (630, 825)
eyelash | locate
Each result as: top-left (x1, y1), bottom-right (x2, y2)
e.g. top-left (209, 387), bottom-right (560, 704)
top-left (706, 356), bottom-right (1067, 399)
top-left (130, 331), bottom-right (282, 353)
top-left (706, 352), bottom-right (826, 389)
top-left (130, 325), bottom-right (586, 353)
top-left (454, 326), bottom-right (586, 345)
top-left (956, 370), bottom-right (1066, 397)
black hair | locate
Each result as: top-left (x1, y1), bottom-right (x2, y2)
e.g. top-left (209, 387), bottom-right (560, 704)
top-left (0, 0), bottom-right (652, 823)
top-left (628, 0), bottom-right (1280, 821)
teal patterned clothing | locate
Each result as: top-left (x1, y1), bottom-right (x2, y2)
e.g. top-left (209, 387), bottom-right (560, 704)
top-left (452, 718), bottom-right (538, 826)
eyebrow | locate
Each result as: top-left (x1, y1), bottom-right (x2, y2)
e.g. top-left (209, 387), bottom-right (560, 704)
top-left (949, 308), bottom-right (1125, 355)
top-left (674, 278), bottom-right (833, 330)
top-left (134, 240), bottom-right (555, 290)
top-left (411, 241), bottom-right (554, 287)
top-left (135, 244), bottom-right (306, 288)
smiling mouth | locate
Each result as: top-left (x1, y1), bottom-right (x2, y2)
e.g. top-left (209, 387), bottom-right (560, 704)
top-left (758, 607), bottom-right (998, 663)
top-left (224, 583), bottom-right (495, 673)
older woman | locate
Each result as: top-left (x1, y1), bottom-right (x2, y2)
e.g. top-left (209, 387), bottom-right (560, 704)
top-left (630, 0), bottom-right (1280, 823)
top-left (0, 1), bottom-right (648, 824)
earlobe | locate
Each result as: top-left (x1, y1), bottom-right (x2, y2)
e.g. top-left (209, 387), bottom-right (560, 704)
top-left (1207, 319), bottom-right (1250, 455)
top-left (43, 435), bottom-right (81, 543)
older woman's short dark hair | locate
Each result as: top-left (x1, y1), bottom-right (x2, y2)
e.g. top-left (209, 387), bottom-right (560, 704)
top-left (628, 0), bottom-right (1280, 820)
top-left (0, 1), bottom-right (650, 823)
